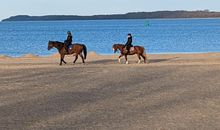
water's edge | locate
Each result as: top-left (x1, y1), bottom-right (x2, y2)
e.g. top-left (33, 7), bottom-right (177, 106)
top-left (1, 51), bottom-right (220, 58)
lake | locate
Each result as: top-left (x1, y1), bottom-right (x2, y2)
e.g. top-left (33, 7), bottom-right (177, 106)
top-left (0, 19), bottom-right (220, 57)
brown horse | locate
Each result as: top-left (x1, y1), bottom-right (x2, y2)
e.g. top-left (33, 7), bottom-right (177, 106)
top-left (112, 44), bottom-right (147, 64)
top-left (48, 41), bottom-right (87, 65)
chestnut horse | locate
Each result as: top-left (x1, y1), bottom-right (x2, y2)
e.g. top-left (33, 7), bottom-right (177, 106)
top-left (48, 41), bottom-right (87, 65)
top-left (112, 44), bottom-right (147, 64)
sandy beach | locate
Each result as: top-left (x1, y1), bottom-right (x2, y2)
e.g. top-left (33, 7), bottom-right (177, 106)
top-left (0, 52), bottom-right (220, 130)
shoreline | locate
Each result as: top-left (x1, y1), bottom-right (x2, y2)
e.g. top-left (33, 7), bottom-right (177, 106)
top-left (1, 51), bottom-right (220, 59)
top-left (1, 52), bottom-right (220, 68)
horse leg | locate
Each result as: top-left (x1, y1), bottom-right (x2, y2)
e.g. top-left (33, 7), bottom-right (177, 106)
top-left (125, 55), bottom-right (129, 64)
top-left (60, 56), bottom-right (62, 66)
top-left (137, 54), bottom-right (141, 64)
top-left (73, 55), bottom-right (78, 64)
top-left (141, 54), bottom-right (147, 64)
top-left (118, 54), bottom-right (123, 64)
top-left (79, 53), bottom-right (85, 64)
top-left (62, 55), bottom-right (67, 64)
top-left (60, 54), bottom-right (65, 65)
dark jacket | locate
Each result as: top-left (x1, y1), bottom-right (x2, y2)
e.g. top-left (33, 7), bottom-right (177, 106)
top-left (66, 35), bottom-right (72, 44)
top-left (125, 36), bottom-right (133, 47)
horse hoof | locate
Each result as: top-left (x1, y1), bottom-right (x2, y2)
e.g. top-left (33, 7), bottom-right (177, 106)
top-left (118, 59), bottom-right (121, 64)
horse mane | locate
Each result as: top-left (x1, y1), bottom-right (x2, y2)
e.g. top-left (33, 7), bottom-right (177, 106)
top-left (48, 41), bottom-right (64, 50)
top-left (54, 41), bottom-right (64, 44)
top-left (114, 43), bottom-right (124, 46)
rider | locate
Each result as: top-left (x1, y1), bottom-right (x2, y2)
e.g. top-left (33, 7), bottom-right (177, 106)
top-left (64, 31), bottom-right (73, 53)
top-left (124, 33), bottom-right (133, 54)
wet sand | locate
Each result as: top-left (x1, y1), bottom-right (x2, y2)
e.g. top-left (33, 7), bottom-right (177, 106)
top-left (0, 52), bottom-right (220, 130)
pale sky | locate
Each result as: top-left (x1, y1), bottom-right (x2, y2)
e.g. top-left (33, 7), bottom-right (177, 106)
top-left (0, 0), bottom-right (220, 20)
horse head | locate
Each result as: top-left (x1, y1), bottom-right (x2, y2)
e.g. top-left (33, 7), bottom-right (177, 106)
top-left (112, 44), bottom-right (119, 53)
top-left (112, 44), bottom-right (124, 53)
top-left (48, 41), bottom-right (54, 50)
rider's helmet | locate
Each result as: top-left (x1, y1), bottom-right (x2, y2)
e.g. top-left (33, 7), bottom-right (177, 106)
top-left (67, 31), bottom-right (72, 36)
top-left (127, 33), bottom-right (132, 38)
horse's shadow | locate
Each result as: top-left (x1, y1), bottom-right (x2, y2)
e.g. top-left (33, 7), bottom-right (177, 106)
top-left (149, 57), bottom-right (179, 63)
top-left (87, 59), bottom-right (116, 65)
top-left (85, 57), bottom-right (179, 65)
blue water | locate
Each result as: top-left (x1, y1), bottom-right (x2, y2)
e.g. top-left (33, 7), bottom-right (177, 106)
top-left (0, 19), bottom-right (220, 57)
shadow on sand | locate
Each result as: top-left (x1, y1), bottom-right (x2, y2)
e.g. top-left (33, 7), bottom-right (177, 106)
top-left (87, 59), bottom-right (116, 64)
top-left (85, 57), bottom-right (179, 65)
top-left (149, 57), bottom-right (179, 63)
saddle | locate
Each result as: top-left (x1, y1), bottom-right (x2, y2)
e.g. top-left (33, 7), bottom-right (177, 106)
top-left (68, 44), bottom-right (73, 50)
top-left (129, 47), bottom-right (135, 52)
top-left (123, 47), bottom-right (135, 53)
top-left (65, 44), bottom-right (73, 54)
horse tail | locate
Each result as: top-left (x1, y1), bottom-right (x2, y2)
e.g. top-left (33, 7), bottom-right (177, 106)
top-left (142, 47), bottom-right (148, 63)
top-left (82, 44), bottom-right (87, 59)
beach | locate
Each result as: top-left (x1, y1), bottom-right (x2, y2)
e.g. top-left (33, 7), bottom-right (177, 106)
top-left (0, 52), bottom-right (220, 130)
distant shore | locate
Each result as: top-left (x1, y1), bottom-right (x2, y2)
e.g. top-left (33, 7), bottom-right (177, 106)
top-left (3, 10), bottom-right (220, 21)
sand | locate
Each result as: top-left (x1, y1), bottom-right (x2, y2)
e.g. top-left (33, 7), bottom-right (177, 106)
top-left (0, 52), bottom-right (220, 130)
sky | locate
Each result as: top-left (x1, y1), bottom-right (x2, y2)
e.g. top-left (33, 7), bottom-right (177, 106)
top-left (0, 0), bottom-right (220, 20)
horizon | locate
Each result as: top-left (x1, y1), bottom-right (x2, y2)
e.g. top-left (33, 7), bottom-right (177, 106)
top-left (1, 0), bottom-right (220, 20)
top-left (4, 9), bottom-right (218, 17)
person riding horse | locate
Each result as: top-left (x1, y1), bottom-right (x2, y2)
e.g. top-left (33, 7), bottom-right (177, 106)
top-left (124, 33), bottom-right (133, 54)
top-left (64, 31), bottom-right (73, 53)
